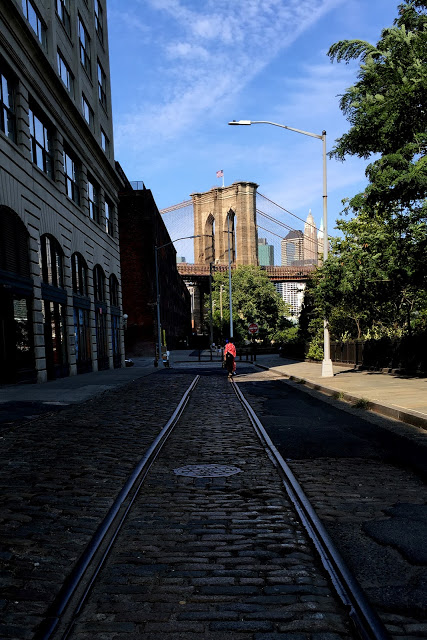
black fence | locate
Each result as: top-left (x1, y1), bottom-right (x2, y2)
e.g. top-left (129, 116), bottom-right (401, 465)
top-left (330, 341), bottom-right (364, 366)
top-left (331, 335), bottom-right (427, 374)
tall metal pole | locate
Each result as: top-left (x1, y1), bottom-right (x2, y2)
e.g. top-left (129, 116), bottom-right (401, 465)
top-left (220, 284), bottom-right (223, 343)
top-left (321, 131), bottom-right (333, 377)
top-left (227, 213), bottom-right (233, 338)
top-left (228, 119), bottom-right (333, 377)
top-left (154, 247), bottom-right (162, 365)
top-left (209, 262), bottom-right (214, 346)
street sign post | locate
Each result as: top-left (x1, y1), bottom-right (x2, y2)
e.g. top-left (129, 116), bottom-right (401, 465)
top-left (248, 322), bottom-right (259, 335)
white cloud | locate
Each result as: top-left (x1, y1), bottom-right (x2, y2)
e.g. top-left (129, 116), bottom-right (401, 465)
top-left (114, 0), bottom-right (344, 154)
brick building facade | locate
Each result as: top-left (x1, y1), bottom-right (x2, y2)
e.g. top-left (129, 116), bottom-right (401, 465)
top-left (118, 184), bottom-right (192, 358)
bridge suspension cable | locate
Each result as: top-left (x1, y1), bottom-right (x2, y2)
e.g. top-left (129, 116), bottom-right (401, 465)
top-left (159, 199), bottom-right (192, 214)
top-left (258, 192), bottom-right (319, 233)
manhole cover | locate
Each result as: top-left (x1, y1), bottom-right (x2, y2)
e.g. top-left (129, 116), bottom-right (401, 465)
top-left (173, 464), bottom-right (242, 478)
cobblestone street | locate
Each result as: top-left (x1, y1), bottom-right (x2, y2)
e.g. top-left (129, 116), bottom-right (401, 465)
top-left (0, 371), bottom-right (194, 639)
top-left (70, 374), bottom-right (355, 640)
top-left (1, 363), bottom-right (426, 640)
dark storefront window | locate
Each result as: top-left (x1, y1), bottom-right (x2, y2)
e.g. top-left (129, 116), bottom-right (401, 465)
top-left (0, 292), bottom-right (35, 384)
top-left (95, 307), bottom-right (108, 370)
top-left (73, 306), bottom-right (92, 374)
top-left (0, 207), bottom-right (35, 384)
top-left (42, 299), bottom-right (68, 380)
top-left (111, 313), bottom-right (120, 368)
top-left (72, 252), bottom-right (92, 373)
top-left (109, 274), bottom-right (120, 367)
top-left (94, 265), bottom-right (108, 370)
top-left (40, 234), bottom-right (68, 379)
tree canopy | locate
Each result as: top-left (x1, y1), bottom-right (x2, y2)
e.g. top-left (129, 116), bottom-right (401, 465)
top-left (208, 265), bottom-right (291, 345)
top-left (327, 1), bottom-right (427, 218)
top-left (308, 203), bottom-right (427, 339)
top-left (300, 2), bottom-right (427, 351)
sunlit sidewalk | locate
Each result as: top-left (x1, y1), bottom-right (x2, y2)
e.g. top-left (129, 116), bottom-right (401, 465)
top-left (254, 354), bottom-right (427, 431)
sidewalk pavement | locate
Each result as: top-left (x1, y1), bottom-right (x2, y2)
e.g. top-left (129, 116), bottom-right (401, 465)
top-left (1, 351), bottom-right (426, 432)
top-left (253, 354), bottom-right (427, 431)
top-left (0, 356), bottom-right (156, 408)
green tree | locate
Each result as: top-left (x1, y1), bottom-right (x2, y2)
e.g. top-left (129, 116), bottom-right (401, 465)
top-left (323, 1), bottom-right (427, 336)
top-left (209, 265), bottom-right (291, 345)
top-left (328, 1), bottom-right (427, 219)
top-left (308, 202), bottom-right (427, 338)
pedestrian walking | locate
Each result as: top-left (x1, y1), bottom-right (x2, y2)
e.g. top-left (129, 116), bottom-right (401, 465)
top-left (224, 337), bottom-right (236, 378)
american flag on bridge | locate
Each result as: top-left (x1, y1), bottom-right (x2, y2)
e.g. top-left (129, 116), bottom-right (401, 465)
top-left (216, 169), bottom-right (224, 178)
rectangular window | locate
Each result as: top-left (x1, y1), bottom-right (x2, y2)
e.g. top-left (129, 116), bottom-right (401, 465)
top-left (94, 0), bottom-right (104, 44)
top-left (105, 198), bottom-right (113, 236)
top-left (88, 178), bottom-right (100, 223)
top-left (100, 127), bottom-right (109, 155)
top-left (97, 60), bottom-right (107, 109)
top-left (78, 16), bottom-right (91, 76)
top-left (57, 50), bottom-right (74, 94)
top-left (56, 0), bottom-right (71, 35)
top-left (82, 94), bottom-right (94, 128)
top-left (29, 106), bottom-right (53, 178)
top-left (0, 67), bottom-right (16, 142)
top-left (63, 147), bottom-right (80, 205)
top-left (22, 0), bottom-right (47, 49)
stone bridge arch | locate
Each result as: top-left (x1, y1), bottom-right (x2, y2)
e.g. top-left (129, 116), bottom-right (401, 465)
top-left (191, 181), bottom-right (258, 266)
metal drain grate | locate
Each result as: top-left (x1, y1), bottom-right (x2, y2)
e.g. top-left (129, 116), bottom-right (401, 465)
top-left (173, 464), bottom-right (242, 478)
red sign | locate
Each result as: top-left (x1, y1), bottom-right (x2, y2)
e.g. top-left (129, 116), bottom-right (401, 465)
top-left (248, 322), bottom-right (259, 335)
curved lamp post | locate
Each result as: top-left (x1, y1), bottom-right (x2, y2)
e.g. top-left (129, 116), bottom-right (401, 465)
top-left (228, 119), bottom-right (333, 377)
top-left (155, 235), bottom-right (200, 365)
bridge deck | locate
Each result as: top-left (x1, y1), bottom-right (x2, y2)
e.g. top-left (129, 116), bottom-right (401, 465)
top-left (177, 263), bottom-right (315, 282)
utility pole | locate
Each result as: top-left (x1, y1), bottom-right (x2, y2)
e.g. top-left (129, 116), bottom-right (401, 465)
top-left (209, 262), bottom-right (214, 346)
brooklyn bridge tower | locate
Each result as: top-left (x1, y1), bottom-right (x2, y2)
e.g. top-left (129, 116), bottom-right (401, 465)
top-left (192, 181), bottom-right (259, 266)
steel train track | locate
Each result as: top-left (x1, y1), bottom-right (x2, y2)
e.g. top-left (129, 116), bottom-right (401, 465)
top-left (34, 373), bottom-right (390, 640)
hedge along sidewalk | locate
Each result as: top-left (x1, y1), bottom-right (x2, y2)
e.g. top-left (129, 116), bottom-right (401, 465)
top-left (253, 354), bottom-right (427, 431)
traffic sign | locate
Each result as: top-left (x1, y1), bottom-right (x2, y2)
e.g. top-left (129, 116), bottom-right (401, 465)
top-left (248, 322), bottom-right (259, 335)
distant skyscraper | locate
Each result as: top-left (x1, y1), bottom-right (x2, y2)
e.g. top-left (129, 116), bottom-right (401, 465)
top-left (303, 209), bottom-right (318, 266)
top-left (258, 238), bottom-right (274, 266)
top-left (281, 230), bottom-right (303, 266)
top-left (176, 256), bottom-right (186, 263)
top-left (275, 282), bottom-right (306, 318)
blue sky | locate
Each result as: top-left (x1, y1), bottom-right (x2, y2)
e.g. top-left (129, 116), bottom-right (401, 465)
top-left (106, 0), bottom-right (399, 259)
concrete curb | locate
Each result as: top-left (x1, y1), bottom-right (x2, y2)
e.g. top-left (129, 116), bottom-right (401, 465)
top-left (255, 363), bottom-right (427, 432)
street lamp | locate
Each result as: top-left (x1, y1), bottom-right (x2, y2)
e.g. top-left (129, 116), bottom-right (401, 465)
top-left (228, 119), bottom-right (334, 377)
top-left (226, 212), bottom-right (234, 339)
top-left (155, 235), bottom-right (200, 365)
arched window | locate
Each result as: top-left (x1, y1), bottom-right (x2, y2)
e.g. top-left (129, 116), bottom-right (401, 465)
top-left (0, 206), bottom-right (30, 277)
top-left (93, 264), bottom-right (105, 301)
top-left (40, 235), bottom-right (64, 288)
top-left (71, 252), bottom-right (88, 296)
top-left (204, 214), bottom-right (215, 264)
top-left (226, 209), bottom-right (236, 263)
top-left (109, 273), bottom-right (119, 307)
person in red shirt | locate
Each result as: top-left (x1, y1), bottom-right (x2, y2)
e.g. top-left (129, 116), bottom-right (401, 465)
top-left (224, 338), bottom-right (236, 377)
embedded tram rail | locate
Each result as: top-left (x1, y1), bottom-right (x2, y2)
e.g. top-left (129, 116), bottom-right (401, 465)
top-left (33, 372), bottom-right (392, 640)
